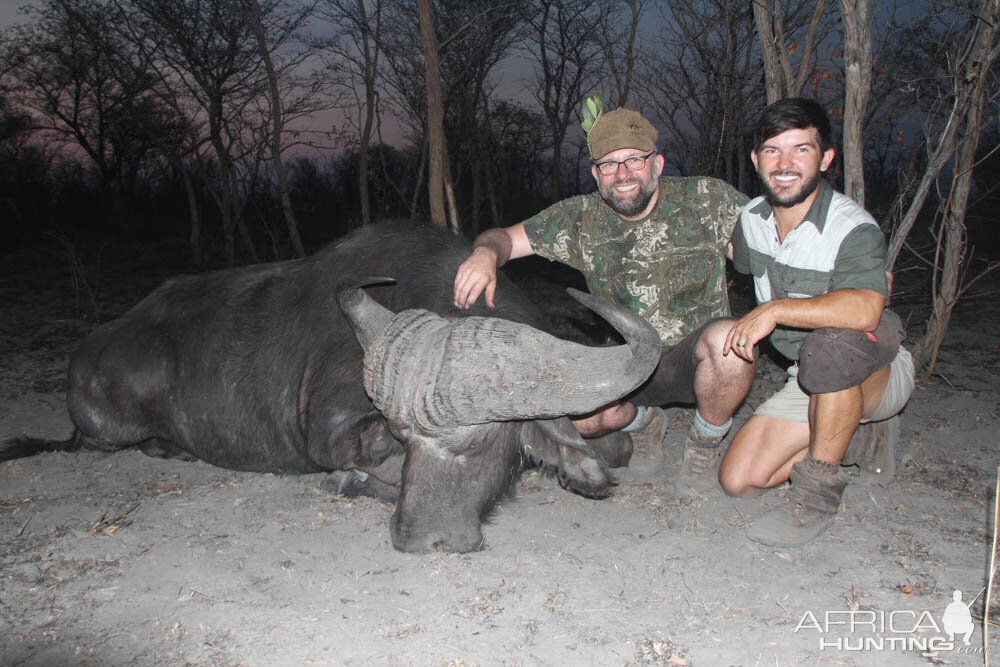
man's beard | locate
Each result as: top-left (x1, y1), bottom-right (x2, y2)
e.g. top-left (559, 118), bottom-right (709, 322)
top-left (759, 169), bottom-right (822, 208)
top-left (599, 174), bottom-right (659, 217)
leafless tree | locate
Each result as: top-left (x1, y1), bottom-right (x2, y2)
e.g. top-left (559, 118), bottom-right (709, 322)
top-left (374, 1), bottom-right (428, 219)
top-left (522, 0), bottom-right (608, 202)
top-left (118, 0), bottom-right (268, 263)
top-left (480, 100), bottom-right (551, 223)
top-left (752, 0), bottom-right (835, 103)
top-left (374, 0), bottom-right (527, 232)
top-left (438, 1), bottom-right (527, 235)
top-left (315, 0), bottom-right (385, 227)
top-left (639, 0), bottom-right (759, 190)
top-left (236, 0), bottom-right (314, 257)
top-left (594, 0), bottom-right (645, 109)
top-left (881, 0), bottom-right (1000, 377)
top-left (118, 0), bottom-right (322, 263)
top-left (417, 0), bottom-right (456, 229)
top-left (3, 0), bottom-right (170, 222)
top-left (838, 0), bottom-right (872, 205)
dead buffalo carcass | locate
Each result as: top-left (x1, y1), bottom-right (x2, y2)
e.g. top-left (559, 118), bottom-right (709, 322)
top-left (3, 221), bottom-right (659, 552)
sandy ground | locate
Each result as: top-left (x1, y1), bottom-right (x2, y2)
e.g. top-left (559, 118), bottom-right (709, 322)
top-left (1, 238), bottom-right (998, 666)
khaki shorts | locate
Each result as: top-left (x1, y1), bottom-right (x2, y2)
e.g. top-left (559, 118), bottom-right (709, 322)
top-left (756, 346), bottom-right (915, 424)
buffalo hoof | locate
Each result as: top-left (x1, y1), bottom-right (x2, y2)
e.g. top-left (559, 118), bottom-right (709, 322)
top-left (322, 469), bottom-right (400, 503)
top-left (138, 438), bottom-right (199, 462)
top-left (322, 469), bottom-right (370, 496)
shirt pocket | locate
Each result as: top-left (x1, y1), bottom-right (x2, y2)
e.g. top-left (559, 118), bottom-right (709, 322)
top-left (783, 272), bottom-right (829, 299)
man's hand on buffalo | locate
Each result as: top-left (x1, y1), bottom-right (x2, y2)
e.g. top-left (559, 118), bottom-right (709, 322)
top-left (453, 246), bottom-right (499, 309)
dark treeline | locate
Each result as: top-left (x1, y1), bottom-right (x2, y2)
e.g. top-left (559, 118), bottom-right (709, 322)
top-left (1, 0), bottom-right (998, 376)
top-left (0, 0), bottom-right (571, 263)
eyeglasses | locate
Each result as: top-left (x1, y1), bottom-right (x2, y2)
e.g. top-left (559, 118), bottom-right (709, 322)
top-left (594, 151), bottom-right (656, 175)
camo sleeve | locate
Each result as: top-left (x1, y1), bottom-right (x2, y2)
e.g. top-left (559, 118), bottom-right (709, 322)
top-left (521, 194), bottom-right (594, 271)
top-left (657, 177), bottom-right (747, 242)
top-left (701, 178), bottom-right (748, 246)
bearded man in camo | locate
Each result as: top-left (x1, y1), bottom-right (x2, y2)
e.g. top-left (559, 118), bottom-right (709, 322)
top-left (453, 107), bottom-right (755, 497)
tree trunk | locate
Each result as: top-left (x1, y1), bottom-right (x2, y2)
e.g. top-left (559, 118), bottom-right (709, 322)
top-left (839, 0), bottom-right (872, 206)
top-left (471, 161), bottom-right (481, 237)
top-left (444, 149), bottom-right (460, 233)
top-left (486, 156), bottom-right (500, 229)
top-left (752, 0), bottom-right (784, 104)
top-left (357, 0), bottom-right (378, 227)
top-left (752, 0), bottom-right (830, 103)
top-left (410, 137), bottom-right (428, 222)
top-left (220, 172), bottom-right (236, 266)
top-left (418, 0), bottom-right (448, 228)
top-left (180, 165), bottom-right (202, 266)
top-left (550, 125), bottom-right (564, 202)
top-left (245, 0), bottom-right (305, 257)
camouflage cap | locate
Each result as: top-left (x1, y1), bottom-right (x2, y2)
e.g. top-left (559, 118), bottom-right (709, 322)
top-left (587, 108), bottom-right (658, 160)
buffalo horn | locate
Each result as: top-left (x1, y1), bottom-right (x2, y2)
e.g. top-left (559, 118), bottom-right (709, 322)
top-left (336, 276), bottom-right (397, 352)
top-left (342, 282), bottom-right (661, 430)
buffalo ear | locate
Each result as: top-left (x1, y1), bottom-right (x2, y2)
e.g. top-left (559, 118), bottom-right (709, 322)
top-left (520, 418), bottom-right (614, 498)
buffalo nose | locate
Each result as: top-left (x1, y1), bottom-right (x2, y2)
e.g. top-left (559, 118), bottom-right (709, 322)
top-left (390, 513), bottom-right (484, 554)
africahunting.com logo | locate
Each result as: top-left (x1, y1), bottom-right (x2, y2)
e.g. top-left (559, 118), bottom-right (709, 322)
top-left (794, 589), bottom-right (984, 653)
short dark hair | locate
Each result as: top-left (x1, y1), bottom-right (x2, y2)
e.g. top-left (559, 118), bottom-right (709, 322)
top-left (754, 98), bottom-right (834, 153)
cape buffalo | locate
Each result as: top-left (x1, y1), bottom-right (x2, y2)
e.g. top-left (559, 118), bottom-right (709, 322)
top-left (3, 221), bottom-right (659, 552)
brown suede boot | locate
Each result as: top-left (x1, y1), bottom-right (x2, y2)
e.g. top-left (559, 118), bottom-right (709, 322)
top-left (746, 456), bottom-right (849, 548)
top-left (843, 415), bottom-right (898, 485)
top-left (671, 426), bottom-right (722, 499)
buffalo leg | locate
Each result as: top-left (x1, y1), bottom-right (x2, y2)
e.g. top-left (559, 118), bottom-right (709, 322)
top-left (584, 431), bottom-right (632, 468)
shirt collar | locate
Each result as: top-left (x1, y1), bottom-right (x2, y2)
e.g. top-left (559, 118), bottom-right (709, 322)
top-left (749, 179), bottom-right (834, 233)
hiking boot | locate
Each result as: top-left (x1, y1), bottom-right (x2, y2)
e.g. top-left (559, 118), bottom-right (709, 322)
top-left (746, 456), bottom-right (849, 548)
top-left (625, 407), bottom-right (667, 470)
top-left (670, 427), bottom-right (722, 499)
top-left (843, 415), bottom-right (899, 486)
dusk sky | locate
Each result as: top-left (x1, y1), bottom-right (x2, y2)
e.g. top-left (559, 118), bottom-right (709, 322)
top-left (0, 0), bottom-right (535, 154)
top-left (0, 1), bottom-right (31, 26)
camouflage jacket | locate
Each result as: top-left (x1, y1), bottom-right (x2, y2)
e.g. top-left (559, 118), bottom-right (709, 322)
top-left (523, 177), bottom-right (748, 345)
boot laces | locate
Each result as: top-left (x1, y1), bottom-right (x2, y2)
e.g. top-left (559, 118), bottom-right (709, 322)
top-left (683, 440), bottom-right (717, 476)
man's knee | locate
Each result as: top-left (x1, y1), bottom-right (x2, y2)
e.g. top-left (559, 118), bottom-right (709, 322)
top-left (572, 402), bottom-right (635, 437)
top-left (696, 318), bottom-right (736, 358)
top-left (718, 428), bottom-right (752, 495)
top-left (696, 319), bottom-right (755, 385)
top-left (717, 458), bottom-right (744, 496)
top-left (718, 455), bottom-right (764, 497)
